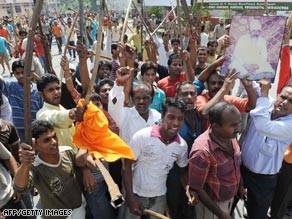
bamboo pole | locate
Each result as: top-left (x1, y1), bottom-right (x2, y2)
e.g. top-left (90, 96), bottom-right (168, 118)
top-left (23, 0), bottom-right (43, 145)
top-left (132, 1), bottom-right (153, 41)
top-left (83, 0), bottom-right (105, 106)
top-left (63, 12), bottom-right (79, 56)
top-left (151, 6), bottom-right (177, 36)
top-left (119, 0), bottom-right (133, 42)
top-left (143, 209), bottom-right (170, 219)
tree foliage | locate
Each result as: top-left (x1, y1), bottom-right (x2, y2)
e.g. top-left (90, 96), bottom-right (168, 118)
top-left (145, 6), bottom-right (162, 19)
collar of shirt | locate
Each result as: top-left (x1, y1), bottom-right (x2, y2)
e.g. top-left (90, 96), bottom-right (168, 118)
top-left (207, 128), bottom-right (237, 155)
top-left (43, 102), bottom-right (63, 110)
top-left (150, 124), bottom-right (181, 144)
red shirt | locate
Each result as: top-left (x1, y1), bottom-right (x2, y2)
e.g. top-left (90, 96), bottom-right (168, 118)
top-left (188, 130), bottom-right (241, 202)
top-left (34, 35), bottom-right (44, 56)
top-left (0, 28), bottom-right (10, 40)
top-left (157, 72), bottom-right (186, 98)
top-left (196, 92), bottom-right (248, 132)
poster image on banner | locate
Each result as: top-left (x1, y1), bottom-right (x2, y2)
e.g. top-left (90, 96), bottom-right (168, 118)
top-left (221, 16), bottom-right (286, 81)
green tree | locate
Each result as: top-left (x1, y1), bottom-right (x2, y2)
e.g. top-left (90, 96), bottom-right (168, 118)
top-left (145, 6), bottom-right (162, 19)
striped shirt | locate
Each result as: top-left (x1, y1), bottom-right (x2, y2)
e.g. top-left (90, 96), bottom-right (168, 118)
top-left (110, 58), bottom-right (120, 81)
top-left (1, 80), bottom-right (43, 130)
top-left (188, 130), bottom-right (241, 202)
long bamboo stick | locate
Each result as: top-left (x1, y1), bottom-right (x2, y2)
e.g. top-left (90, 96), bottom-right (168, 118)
top-left (143, 209), bottom-right (170, 219)
top-left (63, 11), bottom-right (79, 56)
top-left (119, 0), bottom-right (133, 42)
top-left (151, 6), bottom-right (177, 36)
top-left (23, 0), bottom-right (43, 145)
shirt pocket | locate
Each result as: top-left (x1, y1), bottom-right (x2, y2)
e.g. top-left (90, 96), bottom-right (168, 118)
top-left (259, 137), bottom-right (276, 157)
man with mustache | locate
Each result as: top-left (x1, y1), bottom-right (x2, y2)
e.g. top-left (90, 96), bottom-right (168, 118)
top-left (188, 101), bottom-right (243, 219)
top-left (196, 69), bottom-right (257, 132)
top-left (241, 80), bottom-right (292, 219)
top-left (108, 67), bottom-right (161, 144)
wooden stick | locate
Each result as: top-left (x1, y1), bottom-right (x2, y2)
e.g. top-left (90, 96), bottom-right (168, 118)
top-left (63, 11), bottom-right (79, 56)
top-left (119, 0), bottom-right (133, 42)
top-left (38, 18), bottom-right (56, 75)
top-left (83, 0), bottom-right (104, 106)
top-left (23, 0), bottom-right (43, 145)
top-left (151, 6), bottom-right (177, 36)
top-left (94, 159), bottom-right (124, 208)
top-left (66, 45), bottom-right (112, 60)
top-left (143, 209), bottom-right (170, 219)
top-left (132, 1), bottom-right (153, 41)
top-left (180, 0), bottom-right (193, 29)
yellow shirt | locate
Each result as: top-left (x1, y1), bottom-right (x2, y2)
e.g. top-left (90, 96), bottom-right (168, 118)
top-left (36, 102), bottom-right (77, 153)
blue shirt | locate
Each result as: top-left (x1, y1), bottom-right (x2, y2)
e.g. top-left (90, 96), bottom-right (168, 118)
top-left (150, 87), bottom-right (166, 112)
top-left (91, 20), bottom-right (98, 41)
top-left (241, 97), bottom-right (292, 174)
top-left (0, 37), bottom-right (8, 54)
top-left (1, 80), bottom-right (43, 130)
top-left (4, 24), bottom-right (13, 35)
top-left (179, 108), bottom-right (202, 153)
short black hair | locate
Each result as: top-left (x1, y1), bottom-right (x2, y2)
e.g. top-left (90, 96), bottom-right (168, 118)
top-left (94, 78), bottom-right (114, 94)
top-left (12, 60), bottom-right (24, 72)
top-left (140, 61), bottom-right (157, 76)
top-left (171, 38), bottom-right (180, 45)
top-left (36, 74), bottom-right (60, 92)
top-left (99, 60), bottom-right (112, 71)
top-left (161, 98), bottom-right (186, 118)
top-left (209, 101), bottom-right (237, 126)
top-left (111, 43), bottom-right (118, 54)
top-left (32, 120), bottom-right (54, 139)
top-left (207, 40), bottom-right (218, 47)
top-left (90, 92), bottom-right (101, 102)
top-left (176, 81), bottom-right (197, 94)
top-left (167, 53), bottom-right (181, 66)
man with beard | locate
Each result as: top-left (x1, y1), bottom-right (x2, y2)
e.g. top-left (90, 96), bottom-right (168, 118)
top-left (188, 101), bottom-right (243, 219)
top-left (123, 98), bottom-right (188, 219)
top-left (108, 67), bottom-right (161, 144)
top-left (241, 80), bottom-right (292, 219)
top-left (196, 69), bottom-right (257, 132)
top-left (229, 19), bottom-right (274, 80)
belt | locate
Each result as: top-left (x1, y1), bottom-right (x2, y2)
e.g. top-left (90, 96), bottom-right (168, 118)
top-left (242, 165), bottom-right (278, 178)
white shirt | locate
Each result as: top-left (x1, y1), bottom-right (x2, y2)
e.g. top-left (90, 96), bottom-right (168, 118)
top-left (1, 94), bottom-right (12, 122)
top-left (241, 97), bottom-right (292, 174)
top-left (200, 32), bottom-right (209, 47)
top-left (153, 34), bottom-right (169, 67)
top-left (108, 83), bottom-right (161, 143)
top-left (0, 142), bottom-right (13, 208)
top-left (129, 126), bottom-right (188, 197)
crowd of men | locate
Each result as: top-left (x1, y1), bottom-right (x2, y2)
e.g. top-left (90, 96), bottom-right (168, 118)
top-left (0, 7), bottom-right (292, 219)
